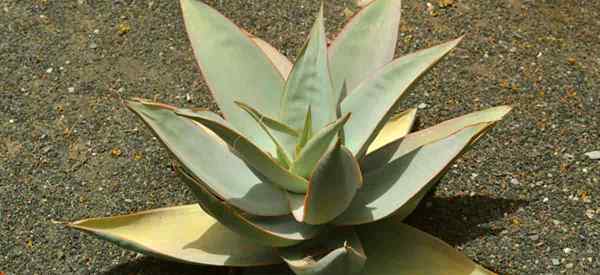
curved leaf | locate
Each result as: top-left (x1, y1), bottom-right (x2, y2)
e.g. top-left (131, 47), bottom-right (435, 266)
top-left (126, 99), bottom-right (289, 216)
top-left (366, 108), bottom-right (417, 154)
top-left (279, 229), bottom-right (366, 275)
top-left (180, 0), bottom-right (284, 154)
top-left (329, 0), bottom-right (402, 96)
top-left (64, 205), bottom-right (282, 266)
top-left (249, 35), bottom-right (293, 79)
top-left (236, 101), bottom-right (295, 167)
top-left (292, 113), bottom-right (351, 179)
top-left (177, 165), bottom-right (323, 248)
top-left (333, 123), bottom-right (493, 225)
top-left (358, 219), bottom-right (496, 275)
top-left (342, 37), bottom-right (463, 157)
top-left (364, 106), bottom-right (512, 170)
top-left (176, 108), bottom-right (309, 193)
top-left (281, 6), bottom-right (336, 132)
top-left (290, 140), bottom-right (362, 224)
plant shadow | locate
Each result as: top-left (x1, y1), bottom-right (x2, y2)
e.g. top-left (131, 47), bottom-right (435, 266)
top-left (404, 194), bottom-right (528, 246)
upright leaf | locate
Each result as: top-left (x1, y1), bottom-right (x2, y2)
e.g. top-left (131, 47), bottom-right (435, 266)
top-left (126, 100), bottom-right (290, 216)
top-left (295, 105), bottom-right (313, 157)
top-left (177, 165), bottom-right (322, 248)
top-left (290, 140), bottom-right (362, 224)
top-left (64, 205), bottom-right (282, 266)
top-left (177, 108), bottom-right (309, 193)
top-left (180, 0), bottom-right (284, 154)
top-left (281, 6), bottom-right (336, 132)
top-left (333, 123), bottom-right (493, 225)
top-left (236, 101), bottom-right (296, 167)
top-left (328, 0), bottom-right (402, 96)
top-left (248, 33), bottom-right (293, 79)
top-left (292, 113), bottom-right (351, 179)
top-left (342, 37), bottom-right (463, 157)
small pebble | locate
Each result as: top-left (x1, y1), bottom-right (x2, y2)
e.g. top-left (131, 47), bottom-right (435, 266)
top-left (529, 234), bottom-right (539, 241)
top-left (510, 178), bottom-right (520, 185)
top-left (551, 258), bottom-right (560, 266)
top-left (89, 42), bottom-right (98, 49)
top-left (46, 68), bottom-right (53, 73)
top-left (565, 263), bottom-right (574, 269)
top-left (68, 87), bottom-right (75, 93)
top-left (563, 248), bottom-right (572, 254)
top-left (417, 103), bottom-right (429, 109)
top-left (543, 197), bottom-right (549, 202)
top-left (584, 151), bottom-right (600, 160)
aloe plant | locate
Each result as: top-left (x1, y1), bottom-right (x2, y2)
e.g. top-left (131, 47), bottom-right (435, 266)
top-left (62, 0), bottom-right (511, 274)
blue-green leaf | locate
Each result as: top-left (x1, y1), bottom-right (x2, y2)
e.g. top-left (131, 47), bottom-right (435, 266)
top-left (342, 37), bottom-right (463, 157)
top-left (281, 6), bottom-right (335, 132)
top-left (176, 108), bottom-right (309, 193)
top-left (177, 165), bottom-right (322, 248)
top-left (290, 140), bottom-right (362, 224)
top-left (126, 99), bottom-right (290, 216)
top-left (180, 0), bottom-right (285, 154)
top-left (329, 0), bottom-right (402, 96)
top-left (292, 113), bottom-right (351, 179)
top-left (333, 123), bottom-right (493, 225)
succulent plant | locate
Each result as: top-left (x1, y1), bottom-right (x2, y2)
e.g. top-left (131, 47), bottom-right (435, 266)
top-left (62, 0), bottom-right (511, 274)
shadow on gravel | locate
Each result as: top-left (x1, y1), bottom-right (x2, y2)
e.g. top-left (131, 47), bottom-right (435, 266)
top-left (405, 195), bottom-right (528, 246)
top-left (102, 257), bottom-right (231, 275)
top-left (104, 257), bottom-right (291, 275)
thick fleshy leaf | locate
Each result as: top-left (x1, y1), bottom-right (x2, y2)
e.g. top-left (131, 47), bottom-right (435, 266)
top-left (289, 140), bottom-right (362, 224)
top-left (249, 35), bottom-right (293, 79)
top-left (126, 100), bottom-right (289, 216)
top-left (176, 108), bottom-right (309, 193)
top-left (292, 113), bottom-right (351, 179)
top-left (180, 0), bottom-right (284, 153)
top-left (364, 106), bottom-right (512, 170)
top-left (342, 37), bottom-right (463, 157)
top-left (177, 165), bottom-right (322, 248)
top-left (358, 219), bottom-right (496, 275)
top-left (279, 229), bottom-right (366, 275)
top-left (328, 0), bottom-right (401, 96)
top-left (236, 101), bottom-right (298, 138)
top-left (281, 6), bottom-right (335, 132)
top-left (64, 205), bottom-right (281, 266)
top-left (295, 105), bottom-right (313, 157)
top-left (366, 108), bottom-right (417, 154)
top-left (236, 102), bottom-right (295, 167)
top-left (333, 123), bottom-right (493, 225)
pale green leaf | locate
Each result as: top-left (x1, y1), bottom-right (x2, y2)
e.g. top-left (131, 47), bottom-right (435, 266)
top-left (295, 105), bottom-right (313, 157)
top-left (329, 0), bottom-right (402, 96)
top-left (292, 113), bottom-right (351, 179)
top-left (364, 106), bottom-right (512, 171)
top-left (248, 34), bottom-right (293, 79)
top-left (333, 123), bottom-right (493, 225)
top-left (177, 165), bottom-right (322, 248)
top-left (281, 6), bottom-right (335, 132)
top-left (126, 99), bottom-right (289, 216)
top-left (236, 101), bottom-right (295, 167)
top-left (290, 140), bottom-right (362, 224)
top-left (64, 205), bottom-right (282, 266)
top-left (342, 37), bottom-right (463, 157)
top-left (366, 108), bottom-right (417, 154)
top-left (180, 0), bottom-right (284, 154)
top-left (358, 219), bottom-right (496, 275)
top-left (176, 108), bottom-right (309, 193)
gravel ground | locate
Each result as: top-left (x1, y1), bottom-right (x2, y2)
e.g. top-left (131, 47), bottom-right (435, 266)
top-left (1, 0), bottom-right (599, 274)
